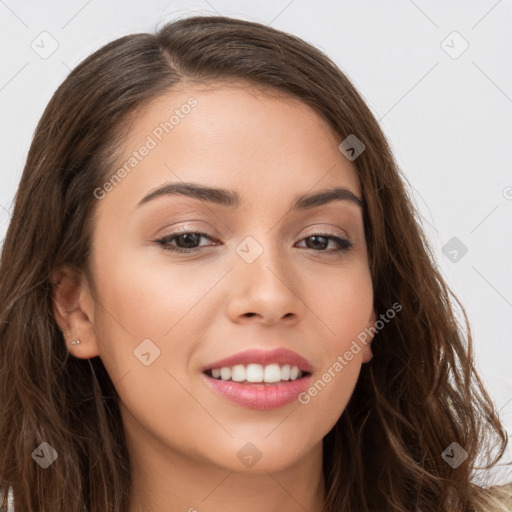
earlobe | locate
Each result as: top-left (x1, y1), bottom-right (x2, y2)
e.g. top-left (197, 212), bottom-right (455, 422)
top-left (50, 265), bottom-right (100, 359)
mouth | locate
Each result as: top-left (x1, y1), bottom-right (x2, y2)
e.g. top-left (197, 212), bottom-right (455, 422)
top-left (202, 367), bottom-right (313, 410)
top-left (203, 364), bottom-right (311, 385)
top-left (201, 347), bottom-right (314, 410)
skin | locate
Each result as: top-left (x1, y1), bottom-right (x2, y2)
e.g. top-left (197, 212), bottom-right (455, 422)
top-left (52, 82), bottom-right (376, 512)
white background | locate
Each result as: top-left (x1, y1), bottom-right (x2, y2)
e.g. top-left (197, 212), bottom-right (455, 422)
top-left (1, 0), bottom-right (511, 481)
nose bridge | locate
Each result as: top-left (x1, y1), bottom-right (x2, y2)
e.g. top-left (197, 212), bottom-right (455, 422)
top-left (235, 231), bottom-right (288, 285)
top-left (228, 231), bottom-right (302, 322)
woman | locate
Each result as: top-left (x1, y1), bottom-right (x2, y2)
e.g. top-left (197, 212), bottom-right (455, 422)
top-left (0, 15), bottom-right (510, 512)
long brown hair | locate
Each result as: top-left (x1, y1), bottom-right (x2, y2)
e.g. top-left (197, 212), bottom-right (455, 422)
top-left (1, 15), bottom-right (510, 512)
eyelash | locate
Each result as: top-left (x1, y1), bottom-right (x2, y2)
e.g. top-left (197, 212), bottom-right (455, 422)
top-left (154, 227), bottom-right (353, 256)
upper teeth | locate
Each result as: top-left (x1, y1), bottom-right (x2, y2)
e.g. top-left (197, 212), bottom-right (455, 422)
top-left (210, 364), bottom-right (303, 383)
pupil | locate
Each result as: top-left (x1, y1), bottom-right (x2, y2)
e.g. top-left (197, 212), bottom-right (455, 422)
top-left (179, 233), bottom-right (199, 248)
top-left (308, 235), bottom-right (327, 250)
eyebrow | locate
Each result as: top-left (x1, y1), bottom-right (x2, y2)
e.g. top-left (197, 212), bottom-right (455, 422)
top-left (135, 182), bottom-right (364, 211)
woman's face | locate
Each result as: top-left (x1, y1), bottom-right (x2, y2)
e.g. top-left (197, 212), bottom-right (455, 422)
top-left (69, 83), bottom-right (375, 473)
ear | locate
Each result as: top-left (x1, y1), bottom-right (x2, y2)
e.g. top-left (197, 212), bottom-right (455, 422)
top-left (50, 265), bottom-right (101, 359)
top-left (361, 309), bottom-right (377, 364)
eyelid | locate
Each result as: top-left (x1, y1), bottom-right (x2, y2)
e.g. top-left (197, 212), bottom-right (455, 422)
top-left (155, 223), bottom-right (351, 242)
top-left (300, 223), bottom-right (352, 241)
top-left (156, 224), bottom-right (216, 239)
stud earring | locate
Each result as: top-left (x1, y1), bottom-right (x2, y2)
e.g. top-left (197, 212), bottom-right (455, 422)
top-left (71, 340), bottom-right (81, 346)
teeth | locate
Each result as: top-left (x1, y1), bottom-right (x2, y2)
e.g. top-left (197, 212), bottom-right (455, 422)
top-left (210, 364), bottom-right (305, 383)
top-left (280, 364), bottom-right (291, 380)
top-left (231, 364), bottom-right (245, 382)
top-left (263, 363), bottom-right (281, 383)
top-left (219, 367), bottom-right (231, 380)
top-left (246, 363), bottom-right (263, 382)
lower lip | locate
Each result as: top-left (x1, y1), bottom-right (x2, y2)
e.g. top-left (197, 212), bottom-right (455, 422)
top-left (202, 373), bottom-right (312, 410)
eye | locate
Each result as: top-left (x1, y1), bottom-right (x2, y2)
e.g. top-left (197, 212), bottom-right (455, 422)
top-left (155, 228), bottom-right (218, 254)
top-left (296, 233), bottom-right (353, 254)
top-left (154, 228), bottom-right (353, 255)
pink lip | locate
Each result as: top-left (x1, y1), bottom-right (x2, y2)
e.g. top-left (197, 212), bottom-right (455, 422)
top-left (202, 347), bottom-right (313, 373)
top-left (202, 373), bottom-right (313, 410)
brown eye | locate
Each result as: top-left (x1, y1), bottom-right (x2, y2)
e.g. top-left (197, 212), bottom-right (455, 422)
top-left (156, 230), bottom-right (217, 253)
top-left (296, 234), bottom-right (353, 254)
top-left (155, 230), bottom-right (352, 256)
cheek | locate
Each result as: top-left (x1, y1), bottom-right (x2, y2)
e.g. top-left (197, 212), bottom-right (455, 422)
top-left (309, 263), bottom-right (373, 348)
top-left (300, 262), bottom-right (372, 403)
top-left (90, 244), bottom-right (219, 388)
top-left (90, 251), bottom-right (208, 437)
top-left (93, 242), bottom-right (200, 338)
top-left (296, 356), bottom-right (361, 445)
top-left (295, 268), bottom-right (372, 436)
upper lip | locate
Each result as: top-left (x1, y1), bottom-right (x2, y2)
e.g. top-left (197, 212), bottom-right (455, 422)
top-left (202, 347), bottom-right (313, 373)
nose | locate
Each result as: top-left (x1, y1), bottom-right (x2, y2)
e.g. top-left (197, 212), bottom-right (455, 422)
top-left (225, 241), bottom-right (306, 326)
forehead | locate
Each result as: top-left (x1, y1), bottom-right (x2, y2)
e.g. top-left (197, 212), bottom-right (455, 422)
top-left (97, 82), bottom-right (362, 215)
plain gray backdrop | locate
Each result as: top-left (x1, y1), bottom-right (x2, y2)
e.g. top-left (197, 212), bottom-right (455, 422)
top-left (1, 0), bottom-right (511, 481)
